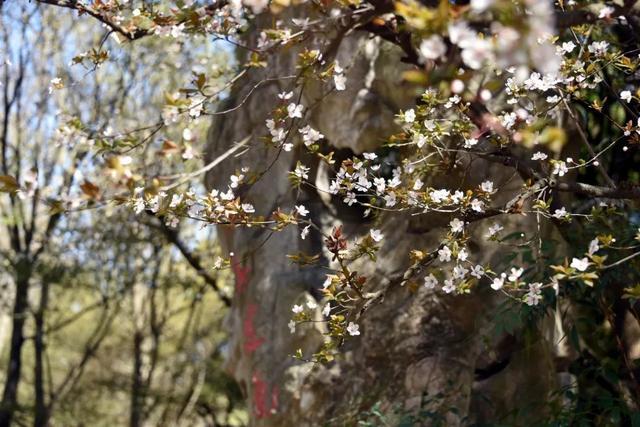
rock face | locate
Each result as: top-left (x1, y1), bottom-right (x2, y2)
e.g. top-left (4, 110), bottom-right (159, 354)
top-left (205, 10), bottom-right (559, 426)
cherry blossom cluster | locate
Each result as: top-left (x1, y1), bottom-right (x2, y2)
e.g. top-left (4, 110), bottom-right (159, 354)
top-left (37, 0), bottom-right (640, 364)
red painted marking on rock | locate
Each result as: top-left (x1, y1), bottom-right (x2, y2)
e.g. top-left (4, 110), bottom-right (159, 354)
top-left (251, 371), bottom-right (279, 418)
top-left (231, 258), bottom-right (251, 294)
top-left (252, 372), bottom-right (268, 418)
top-left (243, 303), bottom-right (264, 354)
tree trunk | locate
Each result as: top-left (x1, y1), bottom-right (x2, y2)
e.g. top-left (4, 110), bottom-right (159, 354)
top-left (34, 279), bottom-right (50, 427)
top-left (130, 330), bottom-right (144, 427)
top-left (0, 261), bottom-right (31, 427)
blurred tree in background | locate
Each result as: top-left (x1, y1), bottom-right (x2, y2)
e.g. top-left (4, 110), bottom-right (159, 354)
top-left (0, 3), bottom-right (245, 426)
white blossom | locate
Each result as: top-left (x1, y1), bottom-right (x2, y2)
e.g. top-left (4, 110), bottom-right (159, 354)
top-left (524, 282), bottom-right (543, 306)
top-left (294, 164), bottom-right (310, 180)
top-left (182, 144), bottom-right (196, 160)
top-left (322, 276), bottom-right (332, 289)
top-left (48, 77), bottom-right (63, 94)
top-left (424, 274), bottom-right (438, 289)
top-left (148, 195), bottom-right (161, 213)
top-left (418, 35), bottom-right (447, 61)
top-left (295, 205), bottom-right (309, 217)
top-left (451, 190), bottom-right (464, 204)
top-left (461, 38), bottom-right (492, 70)
top-left (532, 152), bottom-right (548, 161)
top-left (413, 133), bottom-right (427, 148)
top-left (370, 229), bottom-right (384, 242)
top-left (470, 199), bottom-right (484, 212)
top-left (374, 177), bottom-right (386, 195)
top-left (242, 0), bottom-right (269, 13)
top-left (170, 23), bottom-right (186, 38)
top-left (444, 95), bottom-right (461, 109)
top-left (300, 225), bottom-right (311, 240)
top-left (442, 279), bottom-right (456, 294)
top-left (388, 175), bottom-right (401, 188)
top-left (451, 79), bottom-right (465, 94)
top-left (501, 112), bottom-right (517, 129)
top-left (404, 109), bottom-right (416, 123)
top-left (188, 96), bottom-right (205, 118)
top-left (470, 0), bottom-right (493, 12)
top-left (430, 189), bottom-right (450, 204)
top-left (524, 72), bottom-right (560, 92)
top-left (470, 265), bottom-right (484, 279)
top-left (453, 265), bottom-right (468, 279)
top-left (552, 161), bottom-right (569, 177)
top-left (287, 103), bottom-right (304, 119)
top-left (561, 41), bottom-right (576, 53)
top-left (553, 207), bottom-right (568, 218)
top-left (464, 138), bottom-right (478, 149)
top-left (438, 246), bottom-right (452, 262)
top-left (491, 273), bottom-right (506, 290)
top-left (344, 192), bottom-right (357, 206)
top-left (598, 5), bottom-right (615, 19)
top-left (299, 125), bottom-right (324, 146)
top-left (450, 218), bottom-right (464, 233)
top-left (230, 174), bottom-right (243, 188)
top-left (384, 192), bottom-right (397, 207)
top-left (480, 180), bottom-right (494, 193)
top-left (424, 120), bottom-right (436, 131)
top-left (322, 303), bottom-right (331, 316)
top-left (570, 257), bottom-right (589, 272)
top-left (448, 21), bottom-right (476, 47)
top-left (346, 322), bottom-right (360, 336)
top-left (508, 267), bottom-right (524, 282)
top-left (169, 194), bottom-right (183, 208)
top-left (132, 198), bottom-right (145, 215)
top-left (588, 41), bottom-right (609, 57)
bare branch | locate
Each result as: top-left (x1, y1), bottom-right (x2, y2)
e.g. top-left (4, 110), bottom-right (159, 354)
top-left (153, 218), bottom-right (232, 307)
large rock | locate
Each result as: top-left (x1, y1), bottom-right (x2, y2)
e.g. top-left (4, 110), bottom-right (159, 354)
top-left (205, 8), bottom-right (560, 425)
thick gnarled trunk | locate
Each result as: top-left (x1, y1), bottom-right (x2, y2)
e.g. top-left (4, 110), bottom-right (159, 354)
top-left (205, 10), bottom-right (559, 425)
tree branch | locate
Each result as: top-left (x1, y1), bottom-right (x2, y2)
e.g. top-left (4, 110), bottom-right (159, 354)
top-left (554, 181), bottom-right (640, 199)
top-left (154, 218), bottom-right (232, 307)
top-left (34, 0), bottom-right (229, 41)
top-left (35, 0), bottom-right (147, 40)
